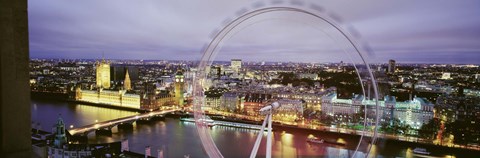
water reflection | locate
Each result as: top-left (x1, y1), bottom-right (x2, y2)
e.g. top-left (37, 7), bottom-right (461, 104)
top-left (31, 100), bottom-right (137, 129)
top-left (32, 100), bottom-right (473, 158)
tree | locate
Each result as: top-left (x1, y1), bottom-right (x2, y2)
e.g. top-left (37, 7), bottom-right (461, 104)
top-left (380, 118), bottom-right (410, 135)
top-left (380, 121), bottom-right (394, 134)
top-left (418, 118), bottom-right (440, 140)
top-left (319, 113), bottom-right (334, 126)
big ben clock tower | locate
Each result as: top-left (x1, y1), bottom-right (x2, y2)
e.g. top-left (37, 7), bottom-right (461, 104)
top-left (174, 70), bottom-right (184, 107)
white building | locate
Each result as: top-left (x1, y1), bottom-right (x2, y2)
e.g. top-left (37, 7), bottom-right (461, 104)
top-left (321, 93), bottom-right (434, 129)
top-left (441, 72), bottom-right (451, 80)
top-left (276, 92), bottom-right (323, 111)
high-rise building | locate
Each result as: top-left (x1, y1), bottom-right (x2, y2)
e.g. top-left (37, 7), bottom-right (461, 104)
top-left (388, 59), bottom-right (396, 74)
top-left (96, 59), bottom-right (111, 88)
top-left (124, 69), bottom-right (132, 90)
top-left (231, 59), bottom-right (242, 72)
top-left (174, 70), bottom-right (185, 106)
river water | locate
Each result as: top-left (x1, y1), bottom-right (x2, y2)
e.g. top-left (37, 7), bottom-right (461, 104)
top-left (32, 99), bottom-right (472, 158)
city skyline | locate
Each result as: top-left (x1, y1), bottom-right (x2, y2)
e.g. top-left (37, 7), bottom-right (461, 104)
top-left (1, 0), bottom-right (478, 157)
top-left (29, 55), bottom-right (480, 157)
top-left (29, 0), bottom-right (480, 64)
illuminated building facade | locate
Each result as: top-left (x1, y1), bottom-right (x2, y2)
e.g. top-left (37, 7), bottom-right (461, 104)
top-left (155, 93), bottom-right (175, 107)
top-left (75, 89), bottom-right (141, 110)
top-left (96, 59), bottom-right (111, 88)
top-left (243, 93), bottom-right (274, 116)
top-left (276, 92), bottom-right (323, 111)
top-left (321, 93), bottom-right (433, 129)
top-left (273, 99), bottom-right (305, 121)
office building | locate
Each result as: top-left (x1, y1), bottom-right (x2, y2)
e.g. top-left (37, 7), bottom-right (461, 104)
top-left (231, 59), bottom-right (242, 73)
top-left (388, 59), bottom-right (396, 74)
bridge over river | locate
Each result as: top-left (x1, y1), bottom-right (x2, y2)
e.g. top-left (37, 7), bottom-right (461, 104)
top-left (68, 109), bottom-right (180, 136)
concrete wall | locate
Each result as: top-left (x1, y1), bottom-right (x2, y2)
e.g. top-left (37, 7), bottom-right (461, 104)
top-left (0, 0), bottom-right (31, 157)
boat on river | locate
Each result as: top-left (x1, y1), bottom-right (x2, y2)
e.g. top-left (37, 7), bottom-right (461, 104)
top-left (413, 147), bottom-right (430, 155)
top-left (306, 137), bottom-right (346, 146)
top-left (180, 117), bottom-right (215, 127)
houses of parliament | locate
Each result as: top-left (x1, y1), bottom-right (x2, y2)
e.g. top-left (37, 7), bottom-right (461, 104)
top-left (72, 58), bottom-right (185, 110)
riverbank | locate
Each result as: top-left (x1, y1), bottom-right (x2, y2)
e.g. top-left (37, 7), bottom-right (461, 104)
top-left (30, 96), bottom-right (480, 156)
top-left (166, 113), bottom-right (480, 157)
top-left (32, 99), bottom-right (479, 157)
top-left (193, 114), bottom-right (480, 154)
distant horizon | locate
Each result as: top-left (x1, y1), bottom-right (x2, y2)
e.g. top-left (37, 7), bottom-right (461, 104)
top-left (29, 57), bottom-right (480, 65)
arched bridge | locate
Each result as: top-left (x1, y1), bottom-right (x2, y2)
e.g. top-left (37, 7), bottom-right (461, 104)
top-left (68, 108), bottom-right (180, 136)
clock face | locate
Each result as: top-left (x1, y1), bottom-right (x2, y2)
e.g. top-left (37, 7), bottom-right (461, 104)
top-left (176, 78), bottom-right (179, 82)
top-left (180, 78), bottom-right (184, 82)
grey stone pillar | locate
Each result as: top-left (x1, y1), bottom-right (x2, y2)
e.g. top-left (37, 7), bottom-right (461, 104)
top-left (0, 0), bottom-right (31, 157)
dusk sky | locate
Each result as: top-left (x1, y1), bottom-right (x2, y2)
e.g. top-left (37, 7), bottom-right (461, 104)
top-left (29, 0), bottom-right (480, 64)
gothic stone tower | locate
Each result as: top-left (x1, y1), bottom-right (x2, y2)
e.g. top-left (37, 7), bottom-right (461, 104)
top-left (174, 70), bottom-right (184, 107)
top-left (96, 59), bottom-right (111, 89)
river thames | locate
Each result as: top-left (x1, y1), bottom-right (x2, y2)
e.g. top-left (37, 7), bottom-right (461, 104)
top-left (32, 99), bottom-right (475, 158)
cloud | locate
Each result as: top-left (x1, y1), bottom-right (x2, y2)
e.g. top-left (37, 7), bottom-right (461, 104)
top-left (29, 0), bottom-right (480, 64)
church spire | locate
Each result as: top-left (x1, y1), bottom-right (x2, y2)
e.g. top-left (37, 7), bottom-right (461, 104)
top-left (124, 68), bottom-right (132, 90)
